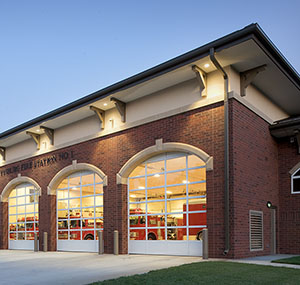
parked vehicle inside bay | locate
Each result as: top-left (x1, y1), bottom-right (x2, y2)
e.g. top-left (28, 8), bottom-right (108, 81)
top-left (130, 202), bottom-right (206, 241)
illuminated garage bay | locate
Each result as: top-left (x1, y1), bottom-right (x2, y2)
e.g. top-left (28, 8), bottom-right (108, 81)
top-left (128, 153), bottom-right (207, 256)
top-left (8, 183), bottom-right (39, 250)
top-left (56, 171), bottom-right (103, 252)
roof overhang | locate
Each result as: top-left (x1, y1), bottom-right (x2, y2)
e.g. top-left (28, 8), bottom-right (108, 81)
top-left (1, 23), bottom-right (300, 147)
top-left (270, 116), bottom-right (300, 138)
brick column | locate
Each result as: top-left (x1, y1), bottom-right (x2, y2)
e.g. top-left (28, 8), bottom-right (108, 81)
top-left (39, 190), bottom-right (57, 251)
top-left (103, 183), bottom-right (115, 253)
top-left (0, 202), bottom-right (8, 249)
top-left (116, 183), bottom-right (128, 254)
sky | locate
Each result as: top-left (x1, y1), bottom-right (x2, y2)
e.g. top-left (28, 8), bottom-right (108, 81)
top-left (1, 0), bottom-right (300, 133)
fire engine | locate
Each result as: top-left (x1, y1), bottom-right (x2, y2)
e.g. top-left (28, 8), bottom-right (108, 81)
top-left (57, 215), bottom-right (102, 240)
top-left (130, 202), bottom-right (206, 240)
top-left (182, 202), bottom-right (206, 240)
top-left (130, 211), bottom-right (166, 240)
top-left (10, 215), bottom-right (102, 241)
top-left (9, 216), bottom-right (38, 240)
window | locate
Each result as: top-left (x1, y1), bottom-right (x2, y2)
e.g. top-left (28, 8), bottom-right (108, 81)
top-left (291, 169), bottom-right (300, 194)
top-left (249, 210), bottom-right (263, 251)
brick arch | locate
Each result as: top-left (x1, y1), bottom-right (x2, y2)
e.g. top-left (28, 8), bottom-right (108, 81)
top-left (47, 160), bottom-right (108, 195)
top-left (289, 161), bottom-right (300, 175)
top-left (0, 176), bottom-right (41, 202)
top-left (116, 139), bottom-right (213, 184)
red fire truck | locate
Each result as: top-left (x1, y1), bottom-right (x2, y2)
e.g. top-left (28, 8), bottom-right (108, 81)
top-left (182, 202), bottom-right (206, 240)
top-left (130, 203), bottom-right (206, 241)
top-left (130, 209), bottom-right (166, 240)
top-left (57, 216), bottom-right (102, 240)
top-left (10, 215), bottom-right (102, 241)
top-left (9, 216), bottom-right (38, 240)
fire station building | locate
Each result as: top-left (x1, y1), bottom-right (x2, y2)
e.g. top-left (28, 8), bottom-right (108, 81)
top-left (0, 23), bottom-right (300, 258)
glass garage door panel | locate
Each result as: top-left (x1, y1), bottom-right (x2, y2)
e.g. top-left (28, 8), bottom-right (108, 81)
top-left (128, 153), bottom-right (207, 256)
top-left (56, 171), bottom-right (103, 252)
top-left (8, 183), bottom-right (39, 250)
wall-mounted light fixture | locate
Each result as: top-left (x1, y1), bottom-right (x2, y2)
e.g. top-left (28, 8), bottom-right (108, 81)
top-left (266, 201), bottom-right (277, 209)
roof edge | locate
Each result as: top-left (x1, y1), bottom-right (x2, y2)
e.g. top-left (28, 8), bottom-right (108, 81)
top-left (1, 23), bottom-right (299, 140)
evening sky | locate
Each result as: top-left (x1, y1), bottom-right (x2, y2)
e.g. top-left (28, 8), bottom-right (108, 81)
top-left (1, 0), bottom-right (300, 132)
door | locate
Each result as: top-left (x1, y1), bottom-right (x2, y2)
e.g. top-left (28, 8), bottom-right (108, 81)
top-left (8, 183), bottom-right (39, 250)
top-left (128, 153), bottom-right (207, 256)
top-left (56, 171), bottom-right (103, 252)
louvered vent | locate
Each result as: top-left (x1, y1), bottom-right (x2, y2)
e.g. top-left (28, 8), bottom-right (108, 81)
top-left (250, 211), bottom-right (263, 251)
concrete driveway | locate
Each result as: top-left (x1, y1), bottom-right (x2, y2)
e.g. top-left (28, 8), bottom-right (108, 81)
top-left (0, 250), bottom-right (201, 285)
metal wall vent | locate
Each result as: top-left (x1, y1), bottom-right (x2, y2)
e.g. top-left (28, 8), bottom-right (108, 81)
top-left (249, 210), bottom-right (263, 251)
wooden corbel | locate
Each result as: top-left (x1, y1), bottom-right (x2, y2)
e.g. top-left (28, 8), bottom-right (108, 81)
top-left (0, 147), bottom-right (6, 161)
top-left (192, 65), bottom-right (207, 97)
top-left (26, 131), bottom-right (41, 150)
top-left (240, 64), bottom-right (266, 97)
top-left (294, 131), bottom-right (300, 155)
top-left (111, 97), bottom-right (126, 122)
top-left (90, 106), bottom-right (105, 129)
top-left (40, 126), bottom-right (54, 145)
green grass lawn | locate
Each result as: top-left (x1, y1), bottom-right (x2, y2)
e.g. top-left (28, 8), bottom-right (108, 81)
top-left (272, 256), bottom-right (300, 265)
top-left (90, 261), bottom-right (300, 285)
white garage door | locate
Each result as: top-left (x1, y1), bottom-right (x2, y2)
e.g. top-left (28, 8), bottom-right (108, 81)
top-left (56, 171), bottom-right (103, 252)
top-left (8, 183), bottom-right (39, 250)
top-left (128, 152), bottom-right (207, 256)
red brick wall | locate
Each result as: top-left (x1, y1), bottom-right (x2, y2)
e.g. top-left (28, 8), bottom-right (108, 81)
top-left (229, 99), bottom-right (279, 258)
top-left (0, 102), bottom-right (226, 257)
top-left (278, 138), bottom-right (300, 254)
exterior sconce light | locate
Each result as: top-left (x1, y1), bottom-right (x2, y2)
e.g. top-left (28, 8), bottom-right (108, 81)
top-left (266, 201), bottom-right (277, 209)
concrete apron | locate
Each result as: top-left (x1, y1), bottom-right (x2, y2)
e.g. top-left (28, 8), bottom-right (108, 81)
top-left (0, 250), bottom-right (201, 285)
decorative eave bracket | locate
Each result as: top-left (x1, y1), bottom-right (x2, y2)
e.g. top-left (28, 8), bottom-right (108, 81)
top-left (0, 147), bottom-right (6, 161)
top-left (192, 65), bottom-right (207, 97)
top-left (294, 131), bottom-right (300, 155)
top-left (111, 97), bottom-right (126, 122)
top-left (26, 131), bottom-right (41, 150)
top-left (40, 126), bottom-right (54, 145)
top-left (240, 64), bottom-right (266, 97)
top-left (90, 106), bottom-right (105, 129)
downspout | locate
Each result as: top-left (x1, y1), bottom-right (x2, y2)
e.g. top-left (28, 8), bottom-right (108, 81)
top-left (209, 48), bottom-right (230, 255)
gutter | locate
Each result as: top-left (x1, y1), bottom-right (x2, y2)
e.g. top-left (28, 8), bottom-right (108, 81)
top-left (270, 117), bottom-right (300, 131)
top-left (210, 48), bottom-right (230, 256)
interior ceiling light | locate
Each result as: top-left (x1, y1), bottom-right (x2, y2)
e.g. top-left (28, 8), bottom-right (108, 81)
top-left (154, 174), bottom-right (160, 178)
top-left (130, 194), bottom-right (137, 198)
top-left (138, 186), bottom-right (145, 189)
top-left (166, 190), bottom-right (172, 194)
top-left (103, 103), bottom-right (108, 106)
top-left (182, 180), bottom-right (190, 184)
top-left (204, 63), bottom-right (210, 68)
